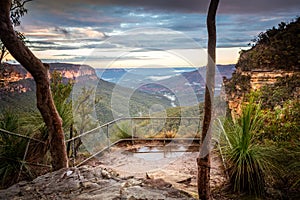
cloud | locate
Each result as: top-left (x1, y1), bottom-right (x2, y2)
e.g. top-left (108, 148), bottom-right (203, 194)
top-left (17, 0), bottom-right (299, 67)
top-left (26, 0), bottom-right (300, 14)
top-left (54, 27), bottom-right (70, 36)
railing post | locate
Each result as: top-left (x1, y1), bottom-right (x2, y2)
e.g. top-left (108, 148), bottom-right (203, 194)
top-left (131, 119), bottom-right (134, 145)
top-left (72, 138), bottom-right (75, 166)
top-left (106, 124), bottom-right (110, 152)
top-left (17, 139), bottom-right (30, 182)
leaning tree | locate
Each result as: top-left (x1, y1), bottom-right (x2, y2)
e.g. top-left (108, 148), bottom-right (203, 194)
top-left (0, 0), bottom-right (68, 170)
top-left (197, 0), bottom-right (219, 199)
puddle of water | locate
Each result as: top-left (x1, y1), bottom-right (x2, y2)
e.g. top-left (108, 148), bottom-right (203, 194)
top-left (130, 145), bottom-right (198, 161)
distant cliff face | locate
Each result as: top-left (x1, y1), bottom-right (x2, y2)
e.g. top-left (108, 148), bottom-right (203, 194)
top-left (224, 69), bottom-right (300, 115)
top-left (224, 18), bottom-right (300, 116)
top-left (0, 63), bottom-right (97, 95)
top-left (48, 63), bottom-right (97, 80)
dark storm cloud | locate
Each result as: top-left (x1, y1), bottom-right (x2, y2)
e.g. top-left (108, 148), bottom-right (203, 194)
top-left (29, 40), bottom-right (56, 45)
top-left (30, 45), bottom-right (78, 51)
top-left (19, 0), bottom-right (299, 66)
top-left (54, 27), bottom-right (70, 36)
top-left (28, 40), bottom-right (118, 51)
top-left (30, 0), bottom-right (300, 14)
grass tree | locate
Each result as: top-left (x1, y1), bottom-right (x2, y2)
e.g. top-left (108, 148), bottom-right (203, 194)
top-left (0, 110), bottom-right (34, 188)
top-left (219, 101), bottom-right (279, 196)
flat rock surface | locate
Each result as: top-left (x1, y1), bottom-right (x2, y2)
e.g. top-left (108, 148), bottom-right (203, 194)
top-left (0, 165), bottom-right (195, 200)
top-left (94, 142), bottom-right (227, 196)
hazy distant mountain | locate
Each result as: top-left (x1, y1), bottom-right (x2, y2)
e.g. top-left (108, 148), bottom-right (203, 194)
top-left (137, 65), bottom-right (235, 104)
top-left (95, 65), bottom-right (235, 106)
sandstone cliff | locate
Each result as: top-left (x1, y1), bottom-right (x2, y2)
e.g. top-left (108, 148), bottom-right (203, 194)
top-left (0, 62), bottom-right (97, 95)
top-left (224, 17), bottom-right (300, 116)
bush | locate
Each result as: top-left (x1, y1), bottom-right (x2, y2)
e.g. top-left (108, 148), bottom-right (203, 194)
top-left (113, 121), bottom-right (132, 140)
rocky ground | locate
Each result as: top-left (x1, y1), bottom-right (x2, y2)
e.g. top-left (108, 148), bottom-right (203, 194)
top-left (0, 165), bottom-right (195, 200)
top-left (88, 141), bottom-right (228, 198)
top-left (0, 141), bottom-right (229, 199)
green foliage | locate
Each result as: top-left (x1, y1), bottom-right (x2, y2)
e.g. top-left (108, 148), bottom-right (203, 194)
top-left (10, 0), bottom-right (30, 26)
top-left (95, 79), bottom-right (171, 124)
top-left (289, 152), bottom-right (300, 189)
top-left (263, 100), bottom-right (300, 142)
top-left (281, 146), bottom-right (300, 191)
top-left (113, 121), bottom-right (132, 140)
top-left (239, 17), bottom-right (300, 71)
top-left (50, 71), bottom-right (73, 132)
top-left (243, 88), bottom-right (300, 196)
top-left (0, 108), bottom-right (20, 132)
top-left (0, 109), bottom-right (34, 188)
top-left (20, 72), bottom-right (74, 140)
top-left (223, 16), bottom-right (300, 198)
top-left (259, 74), bottom-right (300, 109)
top-left (73, 87), bottom-right (98, 134)
top-left (220, 101), bottom-right (278, 196)
top-left (1, 0), bottom-right (30, 63)
top-left (224, 72), bottom-right (251, 97)
top-left (246, 85), bottom-right (300, 143)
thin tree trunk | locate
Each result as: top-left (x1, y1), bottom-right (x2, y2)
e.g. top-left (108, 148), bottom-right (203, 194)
top-left (197, 0), bottom-right (219, 199)
top-left (0, 0), bottom-right (68, 170)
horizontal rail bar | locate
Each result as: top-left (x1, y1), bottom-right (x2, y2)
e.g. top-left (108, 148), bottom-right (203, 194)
top-left (20, 161), bottom-right (52, 168)
top-left (0, 128), bottom-right (45, 144)
top-left (75, 137), bottom-right (201, 167)
top-left (132, 150), bottom-right (196, 154)
top-left (66, 117), bottom-right (201, 142)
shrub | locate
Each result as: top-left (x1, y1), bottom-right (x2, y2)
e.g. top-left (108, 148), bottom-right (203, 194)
top-left (113, 121), bottom-right (132, 140)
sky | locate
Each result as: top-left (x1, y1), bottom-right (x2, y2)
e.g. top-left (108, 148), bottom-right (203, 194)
top-left (12, 0), bottom-right (300, 68)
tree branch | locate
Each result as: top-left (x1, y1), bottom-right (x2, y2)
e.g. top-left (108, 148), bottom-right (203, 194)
top-left (10, 0), bottom-right (33, 11)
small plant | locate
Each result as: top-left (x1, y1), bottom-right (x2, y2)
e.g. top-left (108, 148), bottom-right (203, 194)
top-left (114, 121), bottom-right (132, 140)
top-left (162, 130), bottom-right (177, 138)
top-left (219, 101), bottom-right (278, 196)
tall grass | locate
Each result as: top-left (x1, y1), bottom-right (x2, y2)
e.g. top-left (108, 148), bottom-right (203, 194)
top-left (219, 101), bottom-right (278, 196)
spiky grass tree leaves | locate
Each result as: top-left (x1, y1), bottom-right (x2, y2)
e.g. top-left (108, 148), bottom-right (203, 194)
top-left (0, 110), bottom-right (34, 188)
top-left (220, 101), bottom-right (279, 196)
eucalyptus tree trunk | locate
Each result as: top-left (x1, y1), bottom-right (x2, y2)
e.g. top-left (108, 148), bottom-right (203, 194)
top-left (0, 0), bottom-right (68, 170)
top-left (197, 0), bottom-right (219, 199)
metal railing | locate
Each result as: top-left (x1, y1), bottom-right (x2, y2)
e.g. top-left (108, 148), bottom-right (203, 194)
top-left (66, 117), bottom-right (201, 167)
top-left (0, 117), bottom-right (228, 180)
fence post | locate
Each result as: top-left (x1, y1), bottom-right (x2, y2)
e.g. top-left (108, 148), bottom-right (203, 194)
top-left (72, 138), bottom-right (75, 166)
top-left (17, 139), bottom-right (30, 182)
top-left (106, 124), bottom-right (110, 152)
top-left (131, 119), bottom-right (134, 145)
